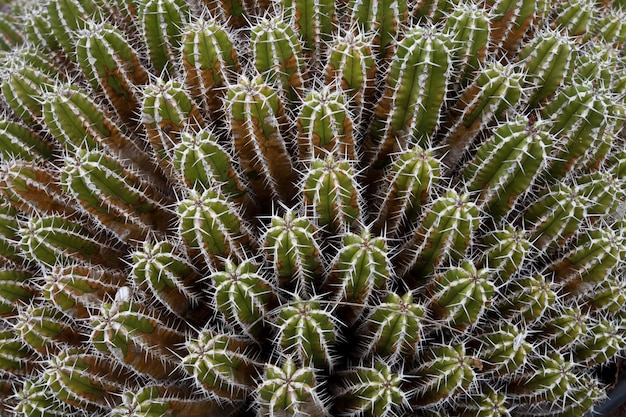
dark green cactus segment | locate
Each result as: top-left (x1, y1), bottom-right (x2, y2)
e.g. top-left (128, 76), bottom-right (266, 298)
top-left (0, 13), bottom-right (22, 52)
top-left (19, 216), bottom-right (123, 269)
top-left (303, 155), bottom-right (361, 234)
top-left (508, 352), bottom-right (577, 401)
top-left (397, 190), bottom-right (480, 279)
top-left (336, 361), bottom-right (406, 417)
top-left (15, 304), bottom-right (84, 355)
top-left (0, 200), bottom-right (28, 265)
top-left (366, 26), bottom-right (450, 164)
top-left (348, 0), bottom-right (407, 56)
top-left (495, 274), bottom-right (555, 322)
top-left (177, 188), bottom-right (252, 270)
top-left (226, 76), bottom-right (297, 204)
top-left (263, 209), bottom-right (323, 294)
top-left (578, 171), bottom-right (624, 219)
top-left (479, 226), bottom-right (530, 283)
top-left (453, 387), bottom-right (510, 417)
top-left (277, 298), bottom-right (336, 369)
top-left (46, 0), bottom-right (100, 59)
top-left (61, 148), bottom-right (172, 241)
top-left (412, 0), bottom-right (456, 22)
top-left (429, 260), bottom-right (495, 328)
top-left (574, 318), bottom-right (624, 366)
top-left (522, 183), bottom-right (586, 249)
top-left (363, 292), bottom-right (424, 362)
top-left (584, 277), bottom-right (626, 314)
top-left (131, 241), bottom-right (201, 319)
top-left (441, 62), bottom-right (523, 168)
top-left (476, 323), bottom-right (530, 376)
top-left (372, 145), bottom-right (439, 236)
top-left (297, 88), bottom-right (355, 162)
top-left (0, 328), bottom-right (37, 376)
top-left (91, 294), bottom-right (187, 380)
top-left (486, 0), bottom-right (537, 54)
top-left (591, 8), bottom-right (626, 45)
top-left (257, 359), bottom-right (327, 417)
top-left (0, 269), bottom-right (36, 316)
top-left (14, 377), bottom-right (84, 417)
top-left (139, 0), bottom-right (189, 76)
top-left (518, 29), bottom-right (572, 107)
top-left (553, 0), bottom-right (593, 36)
top-left (183, 330), bottom-right (258, 400)
top-left (251, 15), bottom-right (305, 106)
top-left (75, 21), bottom-right (149, 124)
top-left (181, 17), bottom-right (240, 116)
top-left (21, 2), bottom-right (60, 51)
top-left (324, 32), bottom-right (377, 126)
top-left (0, 118), bottom-right (54, 161)
top-left (462, 117), bottom-right (552, 220)
top-left (541, 84), bottom-right (610, 179)
top-left (43, 348), bottom-right (136, 411)
top-left (536, 305), bottom-right (587, 348)
top-left (409, 344), bottom-right (475, 406)
top-left (43, 264), bottom-right (125, 319)
top-left (443, 2), bottom-right (490, 88)
top-left (281, 0), bottom-right (335, 51)
top-left (212, 259), bottom-right (274, 340)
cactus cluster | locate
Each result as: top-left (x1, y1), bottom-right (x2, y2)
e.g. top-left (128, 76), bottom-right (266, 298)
top-left (0, 0), bottom-right (625, 416)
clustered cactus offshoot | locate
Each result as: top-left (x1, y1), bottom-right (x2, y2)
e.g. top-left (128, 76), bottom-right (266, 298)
top-left (0, 0), bottom-right (625, 416)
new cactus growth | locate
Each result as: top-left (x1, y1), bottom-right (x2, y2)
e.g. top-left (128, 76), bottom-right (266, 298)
top-left (0, 0), bottom-right (625, 416)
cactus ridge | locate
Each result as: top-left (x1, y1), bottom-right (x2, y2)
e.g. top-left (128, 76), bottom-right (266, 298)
top-left (0, 0), bottom-right (625, 416)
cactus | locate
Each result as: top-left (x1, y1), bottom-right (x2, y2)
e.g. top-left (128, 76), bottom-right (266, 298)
top-left (0, 1), bottom-right (625, 417)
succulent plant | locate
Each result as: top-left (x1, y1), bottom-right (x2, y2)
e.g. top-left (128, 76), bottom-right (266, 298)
top-left (0, 0), bottom-right (625, 416)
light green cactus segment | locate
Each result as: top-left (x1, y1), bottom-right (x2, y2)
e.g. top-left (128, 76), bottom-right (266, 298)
top-left (257, 359), bottom-right (326, 417)
top-left (324, 32), bottom-right (377, 126)
top-left (303, 155), bottom-right (361, 234)
top-left (112, 385), bottom-right (238, 417)
top-left (43, 264), bottom-right (125, 319)
top-left (412, 0), bottom-right (456, 22)
top-left (46, 0), bottom-right (100, 58)
top-left (477, 323), bottom-right (530, 376)
top-left (91, 296), bottom-right (187, 380)
top-left (263, 210), bottom-right (323, 293)
top-left (15, 378), bottom-right (84, 417)
top-left (410, 344), bottom-right (475, 406)
top-left (0, 118), bottom-right (54, 161)
top-left (523, 183), bottom-right (586, 249)
top-left (430, 260), bottom-right (494, 328)
top-left (139, 0), bottom-right (189, 76)
top-left (367, 26), bottom-right (450, 162)
top-left (591, 9), bottom-right (626, 45)
top-left (181, 17), bottom-right (240, 115)
top-left (519, 29), bottom-right (572, 107)
top-left (0, 13), bottom-right (23, 51)
top-left (537, 305), bottom-right (587, 348)
top-left (479, 226), bottom-right (530, 283)
top-left (61, 149), bottom-right (170, 241)
top-left (578, 171), bottom-right (624, 218)
top-left (142, 78), bottom-right (204, 165)
top-left (565, 43), bottom-right (619, 90)
top-left (177, 188), bottom-right (252, 269)
top-left (0, 269), bottom-right (36, 316)
top-left (579, 129), bottom-right (615, 173)
top-left (550, 227), bottom-right (624, 288)
top-left (19, 216), bottom-right (122, 269)
top-left (398, 190), bottom-right (479, 278)
top-left (337, 361), bottom-right (405, 417)
top-left (213, 259), bottom-right (274, 340)
top-left (183, 330), bottom-right (257, 400)
top-left (226, 76), bottom-right (296, 203)
top-left (574, 318), bottom-right (624, 366)
top-left (443, 2), bottom-right (490, 88)
top-left (0, 329), bottom-right (35, 375)
top-left (251, 15), bottom-right (305, 106)
top-left (463, 117), bottom-right (551, 220)
top-left (43, 348), bottom-right (134, 412)
top-left (509, 352), bottom-right (577, 401)
top-left (0, 161), bottom-right (78, 218)
top-left (297, 88), bottom-right (355, 161)
top-left (486, 0), bottom-right (537, 53)
top-left (364, 292), bottom-right (424, 361)
top-left (131, 240), bottom-right (200, 318)
top-left (21, 2), bottom-right (60, 51)
top-left (455, 387), bottom-right (509, 417)
top-left (348, 0), bottom-right (407, 56)
top-left (585, 277), bottom-right (626, 314)
top-left (373, 145), bottom-right (439, 236)
top-left (15, 304), bottom-right (83, 354)
top-left (281, 0), bottom-right (335, 51)
top-left (541, 84), bottom-right (609, 179)
top-left (173, 129), bottom-right (248, 202)
top-left (496, 274), bottom-right (555, 322)
top-left (75, 21), bottom-right (149, 124)
top-left (277, 298), bottom-right (335, 368)
top-left (553, 0), bottom-right (593, 36)
top-left (442, 62), bottom-right (522, 168)
top-left (0, 201), bottom-right (28, 265)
